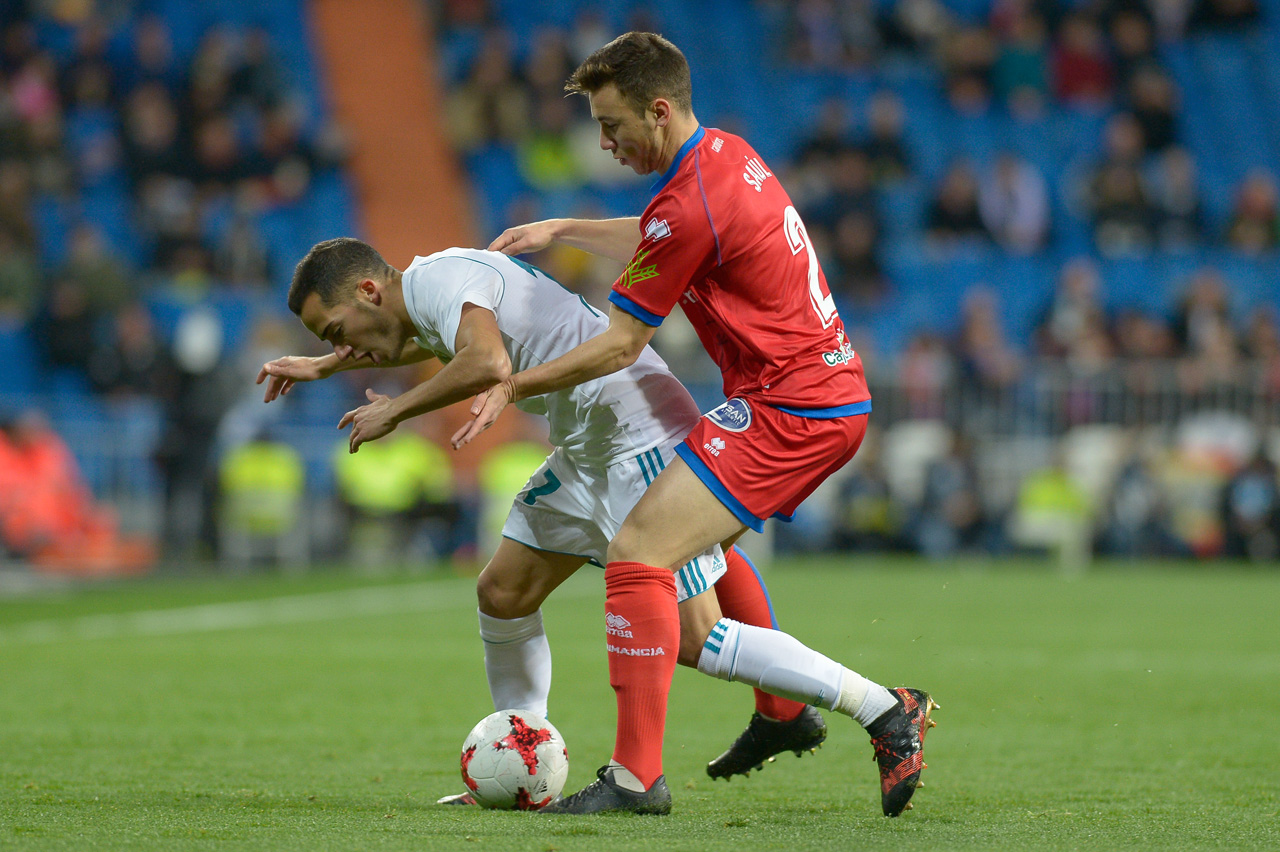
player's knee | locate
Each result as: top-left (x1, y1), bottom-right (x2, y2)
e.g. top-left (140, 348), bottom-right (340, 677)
top-left (605, 526), bottom-right (647, 565)
top-left (475, 571), bottom-right (535, 619)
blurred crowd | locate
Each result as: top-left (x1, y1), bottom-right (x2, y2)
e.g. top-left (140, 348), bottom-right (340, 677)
top-left (3, 0), bottom-right (1280, 570)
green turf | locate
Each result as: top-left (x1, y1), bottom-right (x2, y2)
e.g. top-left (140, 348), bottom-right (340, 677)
top-left (2, 557), bottom-right (1277, 851)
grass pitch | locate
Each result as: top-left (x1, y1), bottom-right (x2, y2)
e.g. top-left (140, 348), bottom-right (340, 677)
top-left (2, 557), bottom-right (1277, 851)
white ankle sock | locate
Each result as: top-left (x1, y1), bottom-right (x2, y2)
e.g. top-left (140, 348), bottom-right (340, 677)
top-left (606, 760), bottom-right (647, 793)
top-left (478, 609), bottom-right (551, 717)
top-left (697, 618), bottom-right (895, 726)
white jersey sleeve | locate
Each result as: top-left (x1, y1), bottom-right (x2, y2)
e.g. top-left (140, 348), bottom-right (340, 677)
top-left (402, 248), bottom-right (700, 466)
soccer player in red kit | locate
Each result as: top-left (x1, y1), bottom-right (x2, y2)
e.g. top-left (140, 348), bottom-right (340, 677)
top-left (457, 32), bottom-right (937, 817)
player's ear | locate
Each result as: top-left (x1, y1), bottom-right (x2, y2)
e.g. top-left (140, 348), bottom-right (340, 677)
top-left (357, 278), bottom-right (382, 305)
top-left (650, 98), bottom-right (671, 128)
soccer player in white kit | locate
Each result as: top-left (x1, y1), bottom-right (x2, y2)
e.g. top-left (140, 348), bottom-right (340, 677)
top-left (258, 238), bottom-right (827, 802)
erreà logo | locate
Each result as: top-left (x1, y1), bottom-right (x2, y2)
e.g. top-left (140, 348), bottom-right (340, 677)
top-left (619, 249), bottom-right (659, 289)
top-left (606, 612), bottom-right (633, 638)
top-left (644, 218), bottom-right (671, 241)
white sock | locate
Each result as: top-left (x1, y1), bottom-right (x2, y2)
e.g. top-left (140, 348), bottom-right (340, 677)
top-left (478, 609), bottom-right (551, 718)
top-left (697, 618), bottom-right (897, 727)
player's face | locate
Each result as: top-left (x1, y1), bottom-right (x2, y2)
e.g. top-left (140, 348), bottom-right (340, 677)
top-left (299, 286), bottom-right (401, 366)
top-left (589, 83), bottom-right (660, 175)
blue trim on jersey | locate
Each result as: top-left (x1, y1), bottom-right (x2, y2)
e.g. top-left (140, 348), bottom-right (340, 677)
top-left (731, 546), bottom-right (778, 630)
top-left (674, 443), bottom-right (765, 533)
top-left (609, 291), bottom-right (665, 326)
top-left (774, 399), bottom-right (873, 419)
top-left (651, 126), bottom-right (705, 197)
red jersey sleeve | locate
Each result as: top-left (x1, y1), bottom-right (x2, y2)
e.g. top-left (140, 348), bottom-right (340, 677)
top-left (608, 191), bottom-right (718, 326)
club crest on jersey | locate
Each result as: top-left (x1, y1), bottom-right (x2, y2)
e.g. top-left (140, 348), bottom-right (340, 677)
top-left (706, 399), bottom-right (752, 433)
top-left (643, 218), bottom-right (671, 241)
top-left (619, 249), bottom-right (659, 288)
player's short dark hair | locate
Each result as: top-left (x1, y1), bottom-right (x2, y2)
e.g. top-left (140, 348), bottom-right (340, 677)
top-left (566, 32), bottom-right (692, 117)
top-left (288, 237), bottom-right (393, 315)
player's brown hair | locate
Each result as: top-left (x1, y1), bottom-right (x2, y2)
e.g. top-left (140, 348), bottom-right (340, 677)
top-left (566, 32), bottom-right (692, 117)
top-left (288, 237), bottom-right (393, 315)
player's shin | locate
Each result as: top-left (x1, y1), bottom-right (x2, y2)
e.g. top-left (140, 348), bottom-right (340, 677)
top-left (604, 561), bottom-right (679, 791)
top-left (714, 547), bottom-right (808, 722)
top-left (478, 609), bottom-right (552, 718)
top-left (697, 618), bottom-right (897, 727)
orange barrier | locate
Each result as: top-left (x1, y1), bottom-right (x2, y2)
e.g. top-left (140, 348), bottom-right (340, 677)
top-left (309, 0), bottom-right (475, 268)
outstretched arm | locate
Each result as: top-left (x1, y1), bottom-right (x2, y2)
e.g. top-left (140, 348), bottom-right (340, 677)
top-left (451, 305), bottom-right (657, 449)
top-left (340, 303), bottom-right (512, 452)
top-left (487, 217), bottom-right (641, 265)
top-left (257, 339), bottom-right (435, 403)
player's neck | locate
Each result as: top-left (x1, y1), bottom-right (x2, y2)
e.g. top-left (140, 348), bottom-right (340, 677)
top-left (384, 268), bottom-right (412, 333)
top-left (656, 113), bottom-right (700, 174)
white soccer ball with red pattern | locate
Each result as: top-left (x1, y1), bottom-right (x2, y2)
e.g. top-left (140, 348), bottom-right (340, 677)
top-left (459, 709), bottom-right (569, 810)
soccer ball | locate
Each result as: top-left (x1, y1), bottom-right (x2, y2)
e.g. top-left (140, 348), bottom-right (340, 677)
top-left (459, 709), bottom-right (569, 810)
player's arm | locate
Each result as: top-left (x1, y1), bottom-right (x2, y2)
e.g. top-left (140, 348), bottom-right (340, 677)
top-left (488, 217), bottom-right (641, 264)
top-left (257, 339), bottom-right (435, 403)
top-left (340, 303), bottom-right (511, 452)
top-left (451, 305), bottom-right (656, 448)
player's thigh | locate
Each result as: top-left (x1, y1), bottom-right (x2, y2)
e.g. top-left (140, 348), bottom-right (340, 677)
top-left (607, 456), bottom-right (747, 570)
top-left (676, 589), bottom-right (724, 668)
top-left (476, 537), bottom-right (585, 618)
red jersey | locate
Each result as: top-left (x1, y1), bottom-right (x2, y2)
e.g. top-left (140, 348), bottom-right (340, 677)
top-left (609, 127), bottom-right (870, 413)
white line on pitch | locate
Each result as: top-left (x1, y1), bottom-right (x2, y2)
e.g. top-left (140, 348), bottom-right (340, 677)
top-left (0, 577), bottom-right (597, 646)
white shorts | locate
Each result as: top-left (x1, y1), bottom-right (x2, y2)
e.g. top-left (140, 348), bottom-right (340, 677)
top-left (502, 439), bottom-right (726, 602)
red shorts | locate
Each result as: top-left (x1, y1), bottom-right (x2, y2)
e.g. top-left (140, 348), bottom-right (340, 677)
top-left (674, 398), bottom-right (869, 532)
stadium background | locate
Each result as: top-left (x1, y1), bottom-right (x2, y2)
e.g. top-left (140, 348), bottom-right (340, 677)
top-left (2, 0), bottom-right (1280, 577)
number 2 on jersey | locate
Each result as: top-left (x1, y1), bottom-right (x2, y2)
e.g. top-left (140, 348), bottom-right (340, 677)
top-left (783, 206), bottom-right (837, 329)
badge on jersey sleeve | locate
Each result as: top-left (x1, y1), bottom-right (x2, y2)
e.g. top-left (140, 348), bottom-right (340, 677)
top-left (706, 399), bottom-right (752, 432)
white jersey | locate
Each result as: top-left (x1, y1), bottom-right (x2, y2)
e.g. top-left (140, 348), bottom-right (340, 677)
top-left (402, 248), bottom-right (699, 466)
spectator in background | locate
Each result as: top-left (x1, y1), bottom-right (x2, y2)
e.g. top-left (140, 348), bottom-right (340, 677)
top-left (34, 276), bottom-right (95, 376)
top-left (911, 434), bottom-right (987, 557)
top-left (861, 91), bottom-right (912, 184)
top-left (1052, 13), bottom-right (1113, 106)
top-left (940, 25), bottom-right (997, 114)
top-left (925, 159), bottom-right (991, 244)
top-left (978, 151), bottom-right (1050, 254)
top-left (1171, 268), bottom-right (1233, 355)
top-left (88, 301), bottom-right (166, 397)
top-left (827, 209), bottom-right (887, 304)
top-left (791, 98), bottom-right (858, 203)
top-left (1101, 443), bottom-right (1177, 556)
top-left (956, 286), bottom-right (1022, 392)
top-left (991, 11), bottom-right (1049, 117)
top-left (1127, 65), bottom-right (1178, 154)
top-left (1149, 146), bottom-right (1205, 249)
top-left (122, 82), bottom-right (186, 185)
top-left (1035, 257), bottom-right (1107, 358)
top-left (1109, 9), bottom-right (1159, 90)
top-left (1224, 169), bottom-right (1280, 254)
top-left (785, 0), bottom-right (882, 69)
top-left (899, 331), bottom-right (954, 418)
top-left (119, 14), bottom-right (183, 96)
top-left (0, 224), bottom-right (39, 321)
top-left (1187, 0), bottom-right (1261, 31)
top-left (804, 146), bottom-right (877, 231)
top-left (1086, 113), bottom-right (1155, 255)
top-left (879, 0), bottom-right (955, 55)
top-left (833, 436), bottom-right (901, 551)
top-left (1220, 450), bottom-right (1280, 560)
top-left (445, 28), bottom-right (528, 152)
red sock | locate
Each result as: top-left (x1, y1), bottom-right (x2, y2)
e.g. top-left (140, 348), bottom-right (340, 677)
top-left (604, 560), bottom-right (678, 790)
top-left (715, 547), bottom-right (807, 722)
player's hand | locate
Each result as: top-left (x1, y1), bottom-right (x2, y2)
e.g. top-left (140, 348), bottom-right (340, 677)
top-left (257, 356), bottom-right (333, 403)
top-left (338, 388), bottom-right (399, 453)
top-left (487, 220), bottom-right (558, 256)
top-left (450, 380), bottom-right (515, 449)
